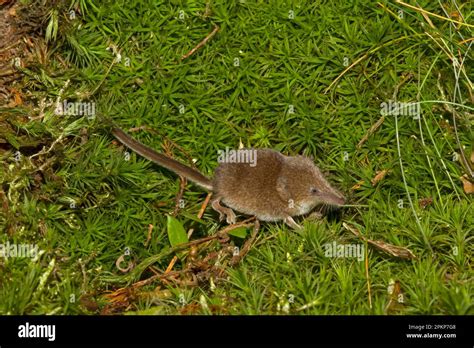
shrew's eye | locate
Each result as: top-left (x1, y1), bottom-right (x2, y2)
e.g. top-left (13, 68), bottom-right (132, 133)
top-left (310, 187), bottom-right (319, 194)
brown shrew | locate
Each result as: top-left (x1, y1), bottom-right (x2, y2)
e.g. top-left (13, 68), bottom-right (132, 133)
top-left (112, 127), bottom-right (345, 229)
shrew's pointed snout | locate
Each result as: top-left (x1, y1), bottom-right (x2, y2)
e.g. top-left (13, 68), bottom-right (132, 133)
top-left (334, 195), bottom-right (345, 206)
top-left (323, 192), bottom-right (345, 207)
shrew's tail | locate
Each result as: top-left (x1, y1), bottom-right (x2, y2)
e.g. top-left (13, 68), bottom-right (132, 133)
top-left (112, 127), bottom-right (213, 191)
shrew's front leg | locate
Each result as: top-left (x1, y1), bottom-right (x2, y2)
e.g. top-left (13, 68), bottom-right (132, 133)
top-left (284, 216), bottom-right (302, 230)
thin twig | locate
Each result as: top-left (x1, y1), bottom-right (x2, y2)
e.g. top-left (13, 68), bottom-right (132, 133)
top-left (164, 192), bottom-right (212, 274)
top-left (394, 104), bottom-right (434, 254)
top-left (357, 74), bottom-right (412, 149)
top-left (198, 193), bottom-right (212, 218)
top-left (459, 37), bottom-right (474, 45)
top-left (164, 256), bottom-right (178, 274)
top-left (89, 57), bottom-right (116, 97)
top-left (414, 56), bottom-right (444, 205)
top-left (324, 53), bottom-right (368, 94)
top-left (172, 176), bottom-right (187, 216)
top-left (148, 137), bottom-right (188, 273)
top-left (395, 0), bottom-right (474, 28)
top-left (324, 35), bottom-right (417, 94)
top-left (357, 115), bottom-right (385, 149)
top-left (343, 222), bottom-right (417, 259)
top-left (164, 160), bottom-right (184, 273)
top-left (177, 219), bottom-right (256, 250)
top-left (144, 224), bottom-right (154, 247)
top-left (450, 42), bottom-right (474, 179)
top-left (180, 24), bottom-right (219, 61)
top-left (230, 220), bottom-right (260, 265)
top-left (29, 134), bottom-right (64, 160)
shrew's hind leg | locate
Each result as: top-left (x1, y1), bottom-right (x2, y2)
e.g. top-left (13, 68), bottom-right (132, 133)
top-left (211, 198), bottom-right (237, 225)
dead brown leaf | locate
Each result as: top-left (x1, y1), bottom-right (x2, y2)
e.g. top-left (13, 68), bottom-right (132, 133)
top-left (179, 303), bottom-right (201, 314)
top-left (343, 222), bottom-right (416, 260)
top-left (449, 9), bottom-right (462, 22)
top-left (79, 295), bottom-right (100, 312)
top-left (102, 287), bottom-right (135, 314)
top-left (418, 197), bottom-right (433, 209)
top-left (6, 87), bottom-right (22, 107)
top-left (460, 175), bottom-right (474, 194)
top-left (351, 180), bottom-right (364, 190)
top-left (385, 279), bottom-right (405, 313)
top-left (368, 239), bottom-right (416, 259)
top-left (371, 169), bottom-right (389, 186)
